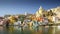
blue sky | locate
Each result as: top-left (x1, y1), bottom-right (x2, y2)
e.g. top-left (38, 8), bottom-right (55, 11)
top-left (0, 0), bottom-right (60, 16)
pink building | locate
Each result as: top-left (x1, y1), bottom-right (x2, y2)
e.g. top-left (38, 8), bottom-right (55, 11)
top-left (0, 17), bottom-right (4, 25)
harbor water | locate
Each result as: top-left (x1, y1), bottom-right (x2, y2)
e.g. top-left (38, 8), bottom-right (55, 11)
top-left (0, 26), bottom-right (60, 34)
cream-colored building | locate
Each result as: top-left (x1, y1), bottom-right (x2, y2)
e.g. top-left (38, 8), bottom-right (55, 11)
top-left (36, 6), bottom-right (44, 17)
top-left (49, 7), bottom-right (60, 23)
top-left (51, 7), bottom-right (60, 18)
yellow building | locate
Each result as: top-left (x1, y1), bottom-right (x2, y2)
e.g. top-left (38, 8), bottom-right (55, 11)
top-left (8, 16), bottom-right (17, 25)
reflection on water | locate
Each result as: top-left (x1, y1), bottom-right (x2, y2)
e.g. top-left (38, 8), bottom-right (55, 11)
top-left (0, 26), bottom-right (60, 34)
